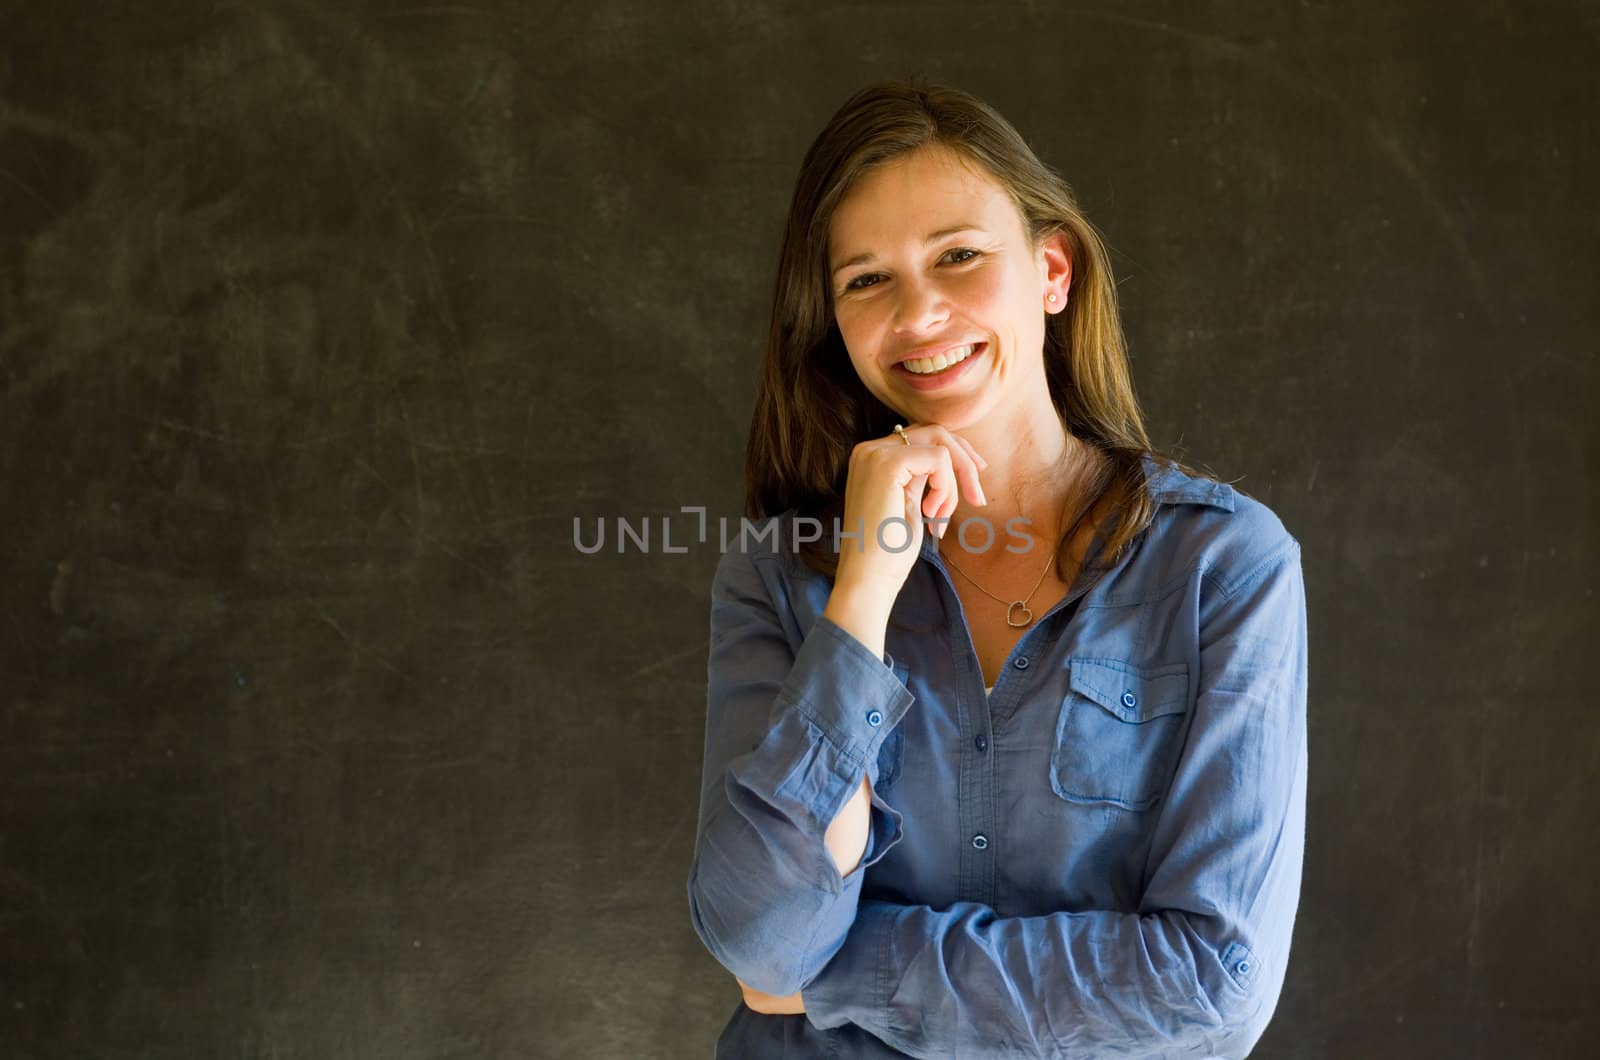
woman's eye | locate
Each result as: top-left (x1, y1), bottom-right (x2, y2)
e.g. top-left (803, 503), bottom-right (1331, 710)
top-left (842, 248), bottom-right (982, 293)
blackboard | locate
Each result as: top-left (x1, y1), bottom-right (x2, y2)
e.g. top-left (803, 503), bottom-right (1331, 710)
top-left (1, 3), bottom-right (1593, 1056)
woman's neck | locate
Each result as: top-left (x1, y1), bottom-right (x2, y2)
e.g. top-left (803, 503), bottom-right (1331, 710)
top-left (944, 410), bottom-right (1103, 563)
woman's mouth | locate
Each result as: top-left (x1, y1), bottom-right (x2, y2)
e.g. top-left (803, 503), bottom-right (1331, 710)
top-left (893, 342), bottom-right (987, 389)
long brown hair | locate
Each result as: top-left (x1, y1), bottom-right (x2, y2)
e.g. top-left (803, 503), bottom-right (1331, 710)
top-left (743, 75), bottom-right (1222, 583)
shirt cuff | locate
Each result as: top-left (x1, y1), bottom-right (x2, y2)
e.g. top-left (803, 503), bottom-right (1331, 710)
top-left (775, 613), bottom-right (917, 770)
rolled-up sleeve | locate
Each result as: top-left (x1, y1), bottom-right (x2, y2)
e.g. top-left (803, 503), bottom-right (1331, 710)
top-left (800, 539), bottom-right (1308, 1058)
top-left (687, 543), bottom-right (917, 996)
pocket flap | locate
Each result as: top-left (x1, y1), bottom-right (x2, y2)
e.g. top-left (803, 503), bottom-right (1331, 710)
top-left (1068, 658), bottom-right (1189, 723)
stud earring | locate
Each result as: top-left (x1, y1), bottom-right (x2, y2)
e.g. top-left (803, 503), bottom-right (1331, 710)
top-left (1047, 293), bottom-right (1058, 303)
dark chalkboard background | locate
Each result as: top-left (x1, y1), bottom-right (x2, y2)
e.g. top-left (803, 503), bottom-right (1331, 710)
top-left (2, 3), bottom-right (1594, 1057)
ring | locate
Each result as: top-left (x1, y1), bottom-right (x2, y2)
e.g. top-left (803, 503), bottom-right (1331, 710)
top-left (893, 423), bottom-right (911, 446)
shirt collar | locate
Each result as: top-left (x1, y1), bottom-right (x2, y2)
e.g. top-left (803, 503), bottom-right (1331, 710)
top-left (1139, 452), bottom-right (1236, 512)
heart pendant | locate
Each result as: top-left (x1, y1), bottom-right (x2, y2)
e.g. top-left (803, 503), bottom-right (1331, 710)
top-left (1006, 601), bottom-right (1033, 628)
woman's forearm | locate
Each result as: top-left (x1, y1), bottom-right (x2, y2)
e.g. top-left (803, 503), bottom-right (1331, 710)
top-left (823, 774), bottom-right (871, 876)
top-left (819, 582), bottom-right (892, 879)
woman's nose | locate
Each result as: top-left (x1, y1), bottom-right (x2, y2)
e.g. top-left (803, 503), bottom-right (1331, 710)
top-left (892, 277), bottom-right (949, 334)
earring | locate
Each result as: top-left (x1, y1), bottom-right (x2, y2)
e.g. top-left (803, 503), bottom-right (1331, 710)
top-left (1047, 293), bottom-right (1058, 303)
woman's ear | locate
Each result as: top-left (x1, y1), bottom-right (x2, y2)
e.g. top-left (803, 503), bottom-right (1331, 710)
top-left (1040, 231), bottom-right (1072, 311)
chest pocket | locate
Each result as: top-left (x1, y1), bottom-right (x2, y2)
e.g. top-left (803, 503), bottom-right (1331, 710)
top-left (1050, 658), bottom-right (1190, 811)
top-left (872, 659), bottom-right (911, 792)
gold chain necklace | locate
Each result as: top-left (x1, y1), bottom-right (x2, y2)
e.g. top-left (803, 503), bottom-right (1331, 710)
top-left (939, 540), bottom-right (1057, 628)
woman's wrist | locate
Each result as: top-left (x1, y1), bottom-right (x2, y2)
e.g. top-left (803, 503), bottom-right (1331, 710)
top-left (822, 581), bottom-right (896, 663)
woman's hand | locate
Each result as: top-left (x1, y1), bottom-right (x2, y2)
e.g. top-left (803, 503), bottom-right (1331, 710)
top-left (834, 421), bottom-right (989, 604)
top-left (738, 978), bottom-right (807, 1015)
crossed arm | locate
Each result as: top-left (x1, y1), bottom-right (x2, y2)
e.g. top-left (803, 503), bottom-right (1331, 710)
top-left (690, 533), bottom-right (1308, 1055)
top-left (736, 768), bottom-right (872, 1013)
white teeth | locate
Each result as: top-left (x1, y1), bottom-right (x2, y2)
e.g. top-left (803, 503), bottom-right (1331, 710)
top-left (902, 343), bottom-right (978, 375)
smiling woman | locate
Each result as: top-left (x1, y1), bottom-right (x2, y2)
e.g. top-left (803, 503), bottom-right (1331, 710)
top-left (829, 143), bottom-right (1057, 422)
top-left (686, 75), bottom-right (1308, 1059)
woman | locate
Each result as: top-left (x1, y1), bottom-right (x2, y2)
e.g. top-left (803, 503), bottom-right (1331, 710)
top-left (686, 76), bottom-right (1307, 1059)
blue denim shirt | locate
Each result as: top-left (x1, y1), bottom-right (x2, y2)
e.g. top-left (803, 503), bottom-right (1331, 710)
top-left (687, 453), bottom-right (1308, 1058)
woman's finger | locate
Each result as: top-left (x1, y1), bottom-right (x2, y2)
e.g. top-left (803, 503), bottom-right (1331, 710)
top-left (943, 428), bottom-right (989, 471)
top-left (907, 423), bottom-right (987, 509)
top-left (906, 472), bottom-right (939, 537)
top-left (931, 443), bottom-right (959, 526)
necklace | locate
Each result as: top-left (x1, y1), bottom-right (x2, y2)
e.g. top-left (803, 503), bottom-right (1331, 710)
top-left (940, 539), bottom-right (1058, 628)
top-left (938, 444), bottom-right (1107, 628)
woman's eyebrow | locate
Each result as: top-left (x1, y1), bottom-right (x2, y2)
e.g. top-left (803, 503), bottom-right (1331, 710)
top-left (830, 224), bottom-right (987, 275)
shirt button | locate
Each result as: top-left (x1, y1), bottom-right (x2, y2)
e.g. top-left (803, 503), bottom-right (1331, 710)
top-left (866, 709), bottom-right (883, 726)
top-left (1121, 690), bottom-right (1137, 708)
top-left (974, 734), bottom-right (987, 752)
top-left (971, 834), bottom-right (988, 850)
top-left (1236, 960), bottom-right (1251, 975)
top-left (1013, 657), bottom-right (1029, 670)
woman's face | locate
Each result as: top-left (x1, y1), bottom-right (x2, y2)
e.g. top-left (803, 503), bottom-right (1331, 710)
top-left (827, 144), bottom-right (1070, 427)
